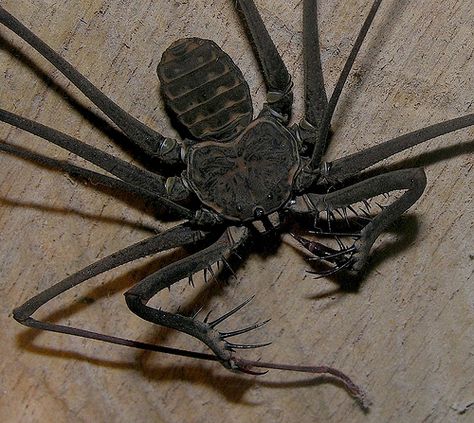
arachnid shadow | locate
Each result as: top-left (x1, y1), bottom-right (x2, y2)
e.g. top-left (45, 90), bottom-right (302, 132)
top-left (0, 0), bottom-right (472, 411)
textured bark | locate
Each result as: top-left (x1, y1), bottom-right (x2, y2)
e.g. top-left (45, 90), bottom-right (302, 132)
top-left (0, 1), bottom-right (472, 422)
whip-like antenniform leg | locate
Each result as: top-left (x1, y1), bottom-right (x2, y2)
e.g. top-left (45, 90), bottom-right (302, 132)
top-left (13, 221), bottom-right (367, 404)
top-left (233, 0), bottom-right (293, 119)
top-left (0, 6), bottom-right (181, 164)
top-left (124, 225), bottom-right (367, 404)
top-left (13, 224), bottom-right (212, 355)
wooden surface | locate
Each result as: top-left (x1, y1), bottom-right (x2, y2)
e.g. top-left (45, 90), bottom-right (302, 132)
top-left (0, 1), bottom-right (472, 422)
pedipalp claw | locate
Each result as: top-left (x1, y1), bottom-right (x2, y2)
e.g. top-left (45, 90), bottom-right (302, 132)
top-left (220, 319), bottom-right (271, 339)
top-left (309, 257), bottom-right (355, 279)
top-left (306, 246), bottom-right (356, 262)
top-left (203, 309), bottom-right (213, 323)
top-left (225, 341), bottom-right (272, 351)
top-left (209, 295), bottom-right (255, 328)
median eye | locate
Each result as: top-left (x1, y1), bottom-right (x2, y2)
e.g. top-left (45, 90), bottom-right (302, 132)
top-left (254, 207), bottom-right (265, 218)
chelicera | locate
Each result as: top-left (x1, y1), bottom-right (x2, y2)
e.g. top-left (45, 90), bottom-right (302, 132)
top-left (0, 0), bottom-right (472, 406)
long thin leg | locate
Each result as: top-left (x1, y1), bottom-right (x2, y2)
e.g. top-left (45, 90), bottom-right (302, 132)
top-left (0, 6), bottom-right (181, 164)
top-left (290, 167), bottom-right (427, 274)
top-left (125, 226), bottom-right (368, 403)
top-left (308, 0), bottom-right (383, 169)
top-left (125, 227), bottom-right (250, 368)
top-left (0, 141), bottom-right (183, 210)
top-left (13, 222), bottom-right (367, 404)
top-left (303, 0), bottom-right (327, 129)
top-left (328, 113), bottom-right (474, 182)
top-left (13, 224), bottom-right (212, 354)
top-left (0, 109), bottom-right (194, 218)
top-left (233, 0), bottom-right (293, 118)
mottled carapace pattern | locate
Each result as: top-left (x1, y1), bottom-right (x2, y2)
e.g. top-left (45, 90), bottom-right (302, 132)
top-left (186, 119), bottom-right (300, 221)
top-left (157, 37), bottom-right (253, 141)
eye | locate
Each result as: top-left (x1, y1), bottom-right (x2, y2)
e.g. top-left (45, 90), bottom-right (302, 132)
top-left (254, 207), bottom-right (265, 218)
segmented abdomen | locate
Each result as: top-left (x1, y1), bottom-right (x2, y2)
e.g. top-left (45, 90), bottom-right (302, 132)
top-left (157, 38), bottom-right (253, 141)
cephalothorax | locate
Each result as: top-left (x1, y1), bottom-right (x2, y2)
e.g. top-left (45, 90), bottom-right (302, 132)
top-left (0, 0), bottom-right (472, 406)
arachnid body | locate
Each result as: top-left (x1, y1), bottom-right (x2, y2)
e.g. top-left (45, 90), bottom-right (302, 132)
top-left (0, 0), bottom-right (472, 417)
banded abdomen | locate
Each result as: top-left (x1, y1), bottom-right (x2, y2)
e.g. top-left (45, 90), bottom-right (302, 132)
top-left (157, 38), bottom-right (253, 142)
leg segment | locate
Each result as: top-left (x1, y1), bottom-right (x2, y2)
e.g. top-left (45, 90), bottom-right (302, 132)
top-left (233, 0), bottom-right (293, 119)
top-left (0, 109), bottom-right (194, 217)
top-left (13, 224), bottom-right (211, 353)
top-left (328, 113), bottom-right (474, 182)
top-left (125, 227), bottom-right (252, 369)
top-left (290, 168), bottom-right (427, 275)
top-left (0, 6), bottom-right (181, 164)
top-left (303, 0), bottom-right (327, 129)
top-left (308, 0), bottom-right (383, 170)
top-left (0, 141), bottom-right (185, 210)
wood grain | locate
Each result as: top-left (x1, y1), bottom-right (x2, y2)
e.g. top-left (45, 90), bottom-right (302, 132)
top-left (0, 1), bottom-right (472, 422)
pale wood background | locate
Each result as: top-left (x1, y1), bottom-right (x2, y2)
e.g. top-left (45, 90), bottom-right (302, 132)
top-left (0, 1), bottom-right (472, 422)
